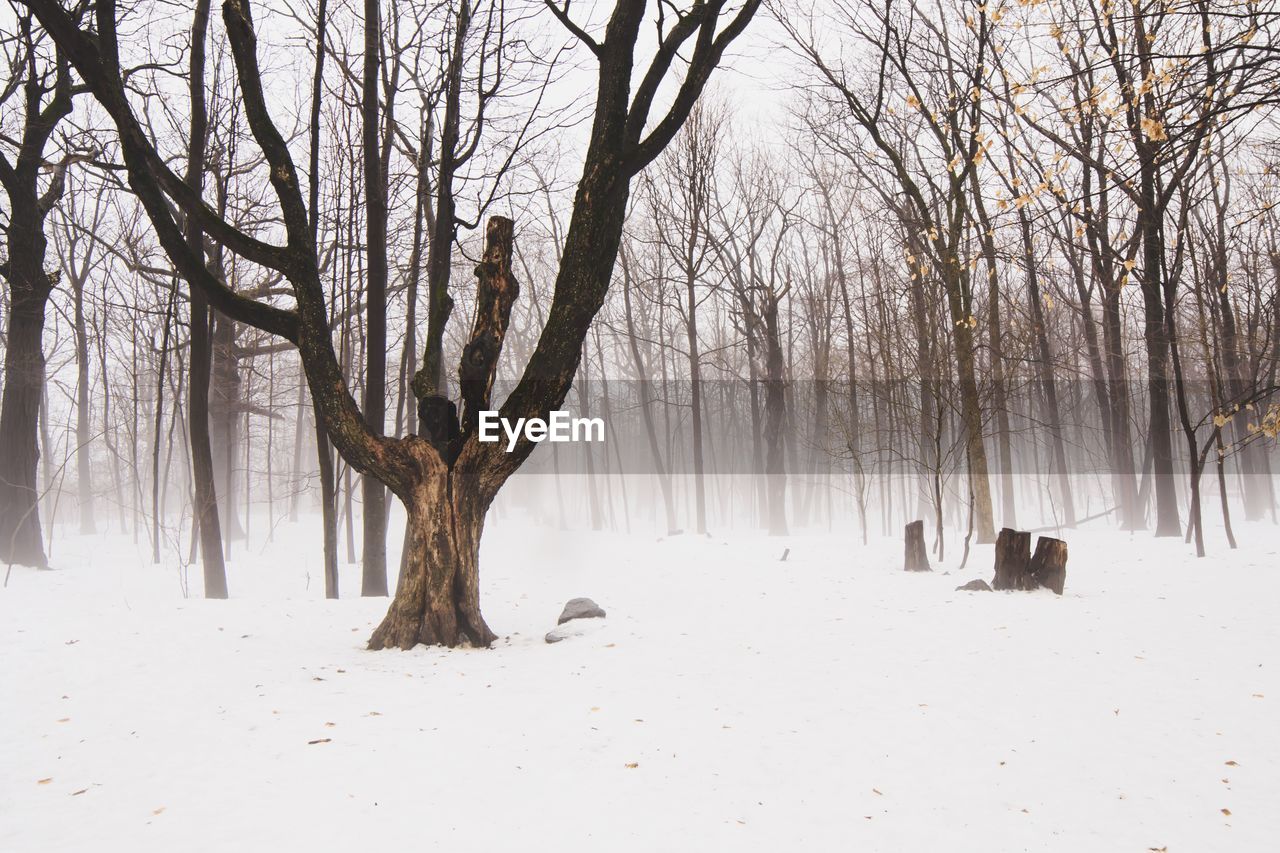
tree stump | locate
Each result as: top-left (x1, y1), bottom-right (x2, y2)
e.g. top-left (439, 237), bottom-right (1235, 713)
top-left (992, 528), bottom-right (1033, 590)
top-left (904, 520), bottom-right (930, 572)
top-left (1030, 536), bottom-right (1068, 595)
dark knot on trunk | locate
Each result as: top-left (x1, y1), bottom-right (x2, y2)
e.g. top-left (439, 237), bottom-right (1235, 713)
top-left (417, 394), bottom-right (461, 465)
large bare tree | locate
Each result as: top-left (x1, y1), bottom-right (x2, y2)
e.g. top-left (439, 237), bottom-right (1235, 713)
top-left (23, 0), bottom-right (760, 647)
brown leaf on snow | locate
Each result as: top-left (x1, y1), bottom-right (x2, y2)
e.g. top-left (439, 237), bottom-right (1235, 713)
top-left (152, 807), bottom-right (165, 816)
top-left (1221, 808), bottom-right (1232, 816)
top-left (71, 789), bottom-right (87, 796)
top-left (1225, 760), bottom-right (1239, 766)
top-left (37, 778), bottom-right (52, 785)
top-left (308, 738), bottom-right (332, 745)
top-left (624, 762), bottom-right (639, 769)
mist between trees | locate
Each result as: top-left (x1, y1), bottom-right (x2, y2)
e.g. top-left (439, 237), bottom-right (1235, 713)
top-left (1, 0), bottom-right (1279, 647)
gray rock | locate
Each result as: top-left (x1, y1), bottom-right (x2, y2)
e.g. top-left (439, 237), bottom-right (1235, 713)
top-left (557, 597), bottom-right (606, 624)
top-left (955, 578), bottom-right (993, 592)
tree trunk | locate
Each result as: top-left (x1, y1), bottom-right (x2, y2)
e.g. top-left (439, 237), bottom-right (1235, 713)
top-left (903, 519), bottom-right (929, 572)
top-left (210, 312), bottom-right (244, 541)
top-left (368, 450), bottom-right (495, 649)
top-left (1137, 167), bottom-right (1180, 537)
top-left (762, 297), bottom-right (788, 536)
top-left (0, 288), bottom-right (51, 568)
top-left (360, 0), bottom-right (389, 596)
top-left (0, 24), bottom-right (76, 568)
top-left (186, 0), bottom-right (228, 598)
top-left (992, 527), bottom-right (1033, 591)
top-left (686, 266), bottom-right (707, 535)
top-left (1029, 536), bottom-right (1067, 595)
top-left (951, 308), bottom-right (997, 544)
top-left (71, 265), bottom-right (95, 534)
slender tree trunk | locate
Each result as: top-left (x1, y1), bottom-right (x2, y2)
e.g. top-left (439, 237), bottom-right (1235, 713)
top-left (186, 0), bottom-right (228, 598)
top-left (1137, 164), bottom-right (1180, 537)
top-left (762, 298), bottom-right (788, 536)
top-left (360, 0), bottom-right (389, 595)
top-left (686, 264), bottom-right (707, 535)
top-left (71, 266), bottom-right (95, 534)
top-left (152, 286), bottom-right (175, 563)
top-left (308, 0), bottom-right (338, 596)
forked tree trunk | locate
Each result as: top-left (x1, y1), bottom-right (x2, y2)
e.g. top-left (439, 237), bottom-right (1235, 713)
top-left (368, 448), bottom-right (495, 649)
top-left (370, 216), bottom-right (518, 648)
top-left (0, 24), bottom-right (76, 569)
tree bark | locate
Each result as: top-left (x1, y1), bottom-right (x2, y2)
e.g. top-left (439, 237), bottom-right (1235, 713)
top-left (992, 527), bottom-right (1033, 591)
top-left (1029, 536), bottom-right (1067, 595)
top-left (361, 0), bottom-right (389, 596)
top-left (0, 14), bottom-right (77, 569)
top-left (185, 0), bottom-right (227, 598)
top-left (903, 519), bottom-right (929, 572)
top-left (370, 216), bottom-right (517, 648)
top-left (0, 285), bottom-right (51, 568)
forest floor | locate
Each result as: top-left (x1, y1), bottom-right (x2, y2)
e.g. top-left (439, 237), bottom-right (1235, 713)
top-left (2, 510), bottom-right (1278, 851)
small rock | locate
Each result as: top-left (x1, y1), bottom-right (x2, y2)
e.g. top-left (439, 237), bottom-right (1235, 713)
top-left (557, 597), bottom-right (606, 625)
top-left (955, 579), bottom-right (993, 592)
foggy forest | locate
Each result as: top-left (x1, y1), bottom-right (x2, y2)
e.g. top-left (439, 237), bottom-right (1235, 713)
top-left (3, 0), bottom-right (1279, 850)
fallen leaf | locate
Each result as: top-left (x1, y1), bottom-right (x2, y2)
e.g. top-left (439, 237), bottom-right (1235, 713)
top-left (308, 738), bottom-right (332, 745)
top-left (71, 789), bottom-right (87, 796)
top-left (37, 778), bottom-right (52, 785)
top-left (624, 762), bottom-right (639, 769)
top-left (1225, 760), bottom-right (1238, 766)
top-left (152, 807), bottom-right (165, 816)
top-left (1221, 808), bottom-right (1232, 816)
top-left (872, 788), bottom-right (883, 796)
top-left (324, 722), bottom-right (336, 728)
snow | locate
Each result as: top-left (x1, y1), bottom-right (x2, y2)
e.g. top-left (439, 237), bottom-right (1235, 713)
top-left (3, 513), bottom-right (1278, 851)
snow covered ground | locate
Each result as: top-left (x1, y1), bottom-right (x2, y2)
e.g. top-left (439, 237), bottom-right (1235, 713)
top-left (3, 512), bottom-right (1277, 851)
